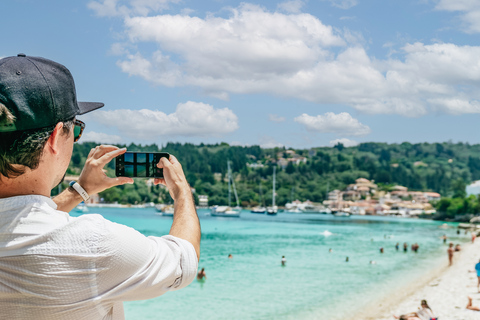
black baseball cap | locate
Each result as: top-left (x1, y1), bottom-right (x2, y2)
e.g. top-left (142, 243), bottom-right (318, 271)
top-left (0, 53), bottom-right (104, 132)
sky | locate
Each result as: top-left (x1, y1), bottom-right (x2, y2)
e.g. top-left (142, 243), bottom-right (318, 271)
top-left (3, 0), bottom-right (480, 149)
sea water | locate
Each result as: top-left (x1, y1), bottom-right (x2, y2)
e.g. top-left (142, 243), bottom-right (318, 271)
top-left (72, 208), bottom-right (467, 320)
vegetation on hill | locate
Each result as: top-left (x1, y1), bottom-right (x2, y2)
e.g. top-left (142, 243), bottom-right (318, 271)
top-left (55, 141), bottom-right (480, 214)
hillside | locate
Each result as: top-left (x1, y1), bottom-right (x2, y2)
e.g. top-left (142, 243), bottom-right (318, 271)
top-left (56, 141), bottom-right (479, 211)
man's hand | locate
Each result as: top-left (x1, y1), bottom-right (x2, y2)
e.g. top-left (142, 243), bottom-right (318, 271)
top-left (153, 155), bottom-right (191, 200)
top-left (78, 145), bottom-right (133, 195)
top-left (53, 145), bottom-right (133, 212)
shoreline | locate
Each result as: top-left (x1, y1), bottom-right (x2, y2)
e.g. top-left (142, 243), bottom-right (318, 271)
top-left (354, 237), bottom-right (480, 320)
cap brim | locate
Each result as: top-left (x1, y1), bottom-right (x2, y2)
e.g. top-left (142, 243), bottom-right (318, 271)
top-left (78, 101), bottom-right (104, 115)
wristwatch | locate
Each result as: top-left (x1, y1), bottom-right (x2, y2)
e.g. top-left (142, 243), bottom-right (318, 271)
top-left (69, 181), bottom-right (90, 202)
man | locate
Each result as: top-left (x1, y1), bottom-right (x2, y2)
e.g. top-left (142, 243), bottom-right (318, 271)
top-left (0, 54), bottom-right (200, 319)
top-left (447, 242), bottom-right (454, 266)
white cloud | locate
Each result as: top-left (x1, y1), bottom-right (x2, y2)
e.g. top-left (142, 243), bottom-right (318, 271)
top-left (259, 136), bottom-right (284, 149)
top-left (88, 0), bottom-right (180, 17)
top-left (277, 0), bottom-right (305, 13)
top-left (268, 114), bottom-right (286, 122)
top-left (82, 131), bottom-right (124, 144)
top-left (85, 101), bottom-right (239, 140)
top-left (324, 0), bottom-right (358, 10)
top-left (428, 98), bottom-right (480, 114)
top-left (329, 138), bottom-right (358, 147)
top-left (435, 0), bottom-right (480, 33)
top-left (94, 4), bottom-right (480, 117)
top-left (294, 112), bottom-right (371, 136)
top-left (230, 141), bottom-right (249, 147)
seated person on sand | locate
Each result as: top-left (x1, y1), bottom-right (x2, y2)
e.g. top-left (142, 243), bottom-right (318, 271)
top-left (467, 296), bottom-right (480, 311)
top-left (394, 299), bottom-right (436, 320)
top-left (454, 244), bottom-right (461, 252)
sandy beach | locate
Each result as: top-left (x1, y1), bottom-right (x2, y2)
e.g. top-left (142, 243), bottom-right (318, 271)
top-left (355, 236), bottom-right (480, 320)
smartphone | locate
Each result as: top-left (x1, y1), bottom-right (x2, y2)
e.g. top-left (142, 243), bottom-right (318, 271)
top-left (115, 152), bottom-right (170, 178)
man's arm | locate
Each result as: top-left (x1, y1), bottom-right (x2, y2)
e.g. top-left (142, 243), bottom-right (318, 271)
top-left (54, 145), bottom-right (133, 212)
top-left (154, 155), bottom-right (201, 261)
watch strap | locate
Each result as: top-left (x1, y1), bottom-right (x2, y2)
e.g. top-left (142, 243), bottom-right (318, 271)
top-left (70, 181), bottom-right (90, 201)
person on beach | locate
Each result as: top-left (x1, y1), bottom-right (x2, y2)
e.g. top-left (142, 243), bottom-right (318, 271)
top-left (475, 259), bottom-right (480, 292)
top-left (0, 54), bottom-right (201, 319)
top-left (472, 232), bottom-right (477, 243)
top-left (394, 299), bottom-right (436, 320)
top-left (380, 247), bottom-right (384, 253)
top-left (441, 234), bottom-right (447, 244)
top-left (395, 242), bottom-right (399, 251)
top-left (197, 268), bottom-right (207, 281)
top-left (403, 242), bottom-right (408, 252)
top-left (466, 296), bottom-right (480, 311)
top-left (281, 255), bottom-right (287, 266)
top-left (447, 242), bottom-right (455, 266)
top-left (228, 254), bottom-right (233, 259)
top-left (454, 244), bottom-right (461, 252)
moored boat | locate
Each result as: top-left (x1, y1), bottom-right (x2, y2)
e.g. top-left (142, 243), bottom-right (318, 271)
top-left (251, 206), bottom-right (266, 214)
top-left (210, 161), bottom-right (242, 218)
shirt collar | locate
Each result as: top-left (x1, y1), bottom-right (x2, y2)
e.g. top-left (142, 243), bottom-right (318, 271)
top-left (0, 195), bottom-right (58, 211)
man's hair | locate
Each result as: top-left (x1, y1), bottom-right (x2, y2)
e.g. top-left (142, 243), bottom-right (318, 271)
top-left (0, 103), bottom-right (73, 178)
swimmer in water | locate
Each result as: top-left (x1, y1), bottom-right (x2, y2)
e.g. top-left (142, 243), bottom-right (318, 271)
top-left (197, 268), bottom-right (207, 281)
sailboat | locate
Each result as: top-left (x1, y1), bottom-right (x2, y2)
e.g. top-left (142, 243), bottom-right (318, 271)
top-left (251, 180), bottom-right (266, 214)
top-left (266, 166), bottom-right (278, 215)
top-left (211, 161), bottom-right (242, 217)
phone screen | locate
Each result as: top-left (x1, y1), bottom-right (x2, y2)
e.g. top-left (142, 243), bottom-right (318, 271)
top-left (115, 152), bottom-right (169, 178)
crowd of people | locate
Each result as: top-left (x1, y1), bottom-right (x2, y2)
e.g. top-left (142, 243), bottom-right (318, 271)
top-left (393, 230), bottom-right (480, 319)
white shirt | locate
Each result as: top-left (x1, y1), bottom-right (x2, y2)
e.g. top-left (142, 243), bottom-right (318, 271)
top-left (0, 195), bottom-right (198, 320)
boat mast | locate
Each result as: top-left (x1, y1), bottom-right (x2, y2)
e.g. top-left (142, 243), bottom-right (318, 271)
top-left (228, 161), bottom-right (231, 207)
top-left (272, 166), bottom-right (276, 207)
top-left (231, 162), bottom-right (240, 207)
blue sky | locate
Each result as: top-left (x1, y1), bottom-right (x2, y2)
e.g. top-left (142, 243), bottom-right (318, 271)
top-left (3, 0), bottom-right (480, 148)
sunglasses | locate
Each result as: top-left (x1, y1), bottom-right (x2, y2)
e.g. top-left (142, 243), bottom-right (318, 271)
top-left (73, 119), bottom-right (85, 142)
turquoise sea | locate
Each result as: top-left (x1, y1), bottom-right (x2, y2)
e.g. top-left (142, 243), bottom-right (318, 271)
top-left (73, 208), bottom-right (467, 320)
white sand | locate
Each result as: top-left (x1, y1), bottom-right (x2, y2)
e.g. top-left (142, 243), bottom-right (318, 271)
top-left (356, 238), bottom-right (480, 320)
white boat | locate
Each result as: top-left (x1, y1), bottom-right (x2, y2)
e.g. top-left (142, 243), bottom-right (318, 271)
top-left (162, 206), bottom-right (174, 217)
top-left (251, 181), bottom-right (266, 214)
top-left (211, 205), bottom-right (241, 217)
top-left (334, 211), bottom-right (350, 217)
top-left (301, 204), bottom-right (331, 214)
top-left (251, 206), bottom-right (266, 213)
top-left (74, 203), bottom-right (89, 213)
top-left (266, 166), bottom-right (277, 215)
top-left (211, 161), bottom-right (241, 218)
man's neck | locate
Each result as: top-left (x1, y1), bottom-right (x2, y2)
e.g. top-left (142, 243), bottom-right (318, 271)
top-left (0, 166), bottom-right (53, 199)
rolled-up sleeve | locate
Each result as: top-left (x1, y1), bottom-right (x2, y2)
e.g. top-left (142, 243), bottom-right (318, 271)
top-left (88, 216), bottom-right (199, 302)
top-left (148, 235), bottom-right (198, 290)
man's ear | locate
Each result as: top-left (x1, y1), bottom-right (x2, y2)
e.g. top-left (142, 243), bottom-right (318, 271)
top-left (46, 123), bottom-right (65, 155)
